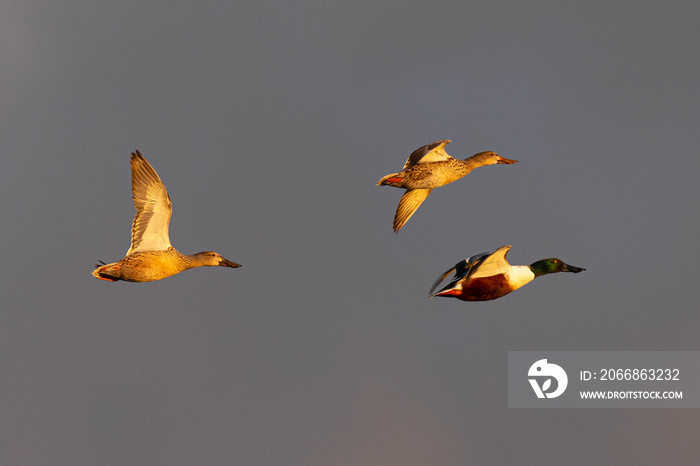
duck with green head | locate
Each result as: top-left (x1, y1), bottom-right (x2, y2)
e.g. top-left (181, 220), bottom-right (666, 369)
top-left (429, 245), bottom-right (585, 301)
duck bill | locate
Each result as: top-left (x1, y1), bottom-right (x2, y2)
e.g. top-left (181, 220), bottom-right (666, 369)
top-left (496, 156), bottom-right (518, 164)
top-left (220, 258), bottom-right (242, 268)
top-left (561, 262), bottom-right (585, 273)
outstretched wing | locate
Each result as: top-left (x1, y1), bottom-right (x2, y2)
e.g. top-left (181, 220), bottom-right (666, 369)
top-left (429, 265), bottom-right (458, 297)
top-left (469, 245), bottom-right (512, 278)
top-left (428, 247), bottom-right (506, 296)
top-left (393, 188), bottom-right (432, 233)
top-left (403, 139), bottom-right (453, 170)
top-left (126, 151), bottom-right (173, 255)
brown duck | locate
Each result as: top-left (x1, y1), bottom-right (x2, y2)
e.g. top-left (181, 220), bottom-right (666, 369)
top-left (377, 139), bottom-right (517, 232)
top-left (92, 151), bottom-right (241, 282)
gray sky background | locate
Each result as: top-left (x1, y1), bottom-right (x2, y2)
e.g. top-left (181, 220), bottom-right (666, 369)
top-left (2, 1), bottom-right (700, 464)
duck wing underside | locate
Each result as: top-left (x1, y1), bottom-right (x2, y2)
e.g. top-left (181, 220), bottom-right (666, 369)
top-left (393, 188), bottom-right (432, 233)
top-left (127, 151), bottom-right (173, 255)
top-left (428, 245), bottom-right (513, 296)
top-left (468, 245), bottom-right (513, 279)
top-left (403, 139), bottom-right (453, 170)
